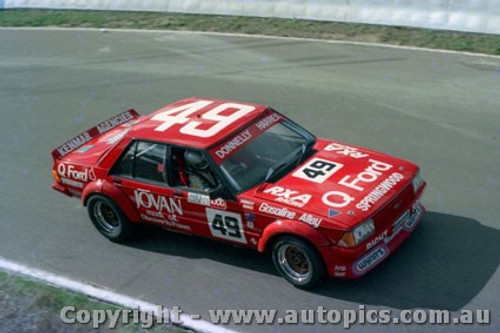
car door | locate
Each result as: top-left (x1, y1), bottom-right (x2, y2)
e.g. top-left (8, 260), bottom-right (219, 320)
top-left (109, 140), bottom-right (193, 233)
top-left (166, 146), bottom-right (257, 246)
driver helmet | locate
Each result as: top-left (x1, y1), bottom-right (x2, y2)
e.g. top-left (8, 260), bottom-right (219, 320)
top-left (184, 150), bottom-right (208, 169)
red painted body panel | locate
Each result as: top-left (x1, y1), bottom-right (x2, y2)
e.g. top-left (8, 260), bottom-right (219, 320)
top-left (50, 97), bottom-right (427, 280)
top-left (257, 220), bottom-right (331, 252)
top-left (247, 139), bottom-right (418, 229)
top-left (81, 180), bottom-right (103, 203)
top-left (127, 97), bottom-right (269, 149)
top-left (51, 109), bottom-right (140, 161)
top-left (329, 200), bottom-right (426, 278)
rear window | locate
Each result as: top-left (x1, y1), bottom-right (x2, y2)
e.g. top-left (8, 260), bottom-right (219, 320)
top-left (110, 140), bottom-right (167, 184)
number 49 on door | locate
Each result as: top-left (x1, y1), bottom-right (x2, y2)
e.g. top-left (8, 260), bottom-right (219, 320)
top-left (206, 208), bottom-right (247, 244)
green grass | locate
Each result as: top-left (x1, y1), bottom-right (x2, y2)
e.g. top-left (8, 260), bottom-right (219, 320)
top-left (0, 272), bottom-right (115, 312)
top-left (1, 9), bottom-right (500, 55)
top-left (0, 270), bottom-right (187, 332)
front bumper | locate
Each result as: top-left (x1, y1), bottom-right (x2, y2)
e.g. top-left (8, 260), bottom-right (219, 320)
top-left (325, 200), bottom-right (426, 279)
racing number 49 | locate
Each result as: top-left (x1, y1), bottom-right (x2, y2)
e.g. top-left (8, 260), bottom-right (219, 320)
top-left (151, 100), bottom-right (255, 138)
top-left (303, 160), bottom-right (336, 179)
top-left (293, 158), bottom-right (343, 184)
top-left (211, 214), bottom-right (241, 238)
top-left (206, 209), bottom-right (247, 244)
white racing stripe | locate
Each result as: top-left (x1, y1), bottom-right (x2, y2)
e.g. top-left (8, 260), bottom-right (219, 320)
top-left (1, 27), bottom-right (500, 60)
top-left (0, 257), bottom-right (239, 333)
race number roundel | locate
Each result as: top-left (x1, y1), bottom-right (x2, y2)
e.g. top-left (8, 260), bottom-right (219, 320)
top-left (292, 158), bottom-right (343, 183)
top-left (152, 100), bottom-right (256, 138)
top-left (206, 208), bottom-right (247, 244)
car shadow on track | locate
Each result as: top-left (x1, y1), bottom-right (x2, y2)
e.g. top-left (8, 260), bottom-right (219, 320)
top-left (125, 211), bottom-right (499, 311)
top-left (314, 211), bottom-right (500, 311)
top-left (126, 225), bottom-right (278, 277)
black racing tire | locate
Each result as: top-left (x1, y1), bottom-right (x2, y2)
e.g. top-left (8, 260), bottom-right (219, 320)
top-left (87, 194), bottom-right (133, 243)
top-left (272, 236), bottom-right (327, 289)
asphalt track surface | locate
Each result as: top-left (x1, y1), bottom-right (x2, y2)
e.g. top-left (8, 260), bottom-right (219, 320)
top-left (0, 28), bottom-right (499, 333)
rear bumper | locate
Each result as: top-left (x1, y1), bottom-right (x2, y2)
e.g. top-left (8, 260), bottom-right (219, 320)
top-left (324, 200), bottom-right (425, 279)
top-left (52, 182), bottom-right (73, 197)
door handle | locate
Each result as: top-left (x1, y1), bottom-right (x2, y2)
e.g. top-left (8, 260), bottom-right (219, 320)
top-left (173, 190), bottom-right (184, 198)
top-left (113, 178), bottom-right (122, 185)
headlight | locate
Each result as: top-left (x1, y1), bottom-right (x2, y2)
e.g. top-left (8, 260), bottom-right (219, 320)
top-left (412, 171), bottom-right (424, 193)
top-left (338, 219), bottom-right (375, 247)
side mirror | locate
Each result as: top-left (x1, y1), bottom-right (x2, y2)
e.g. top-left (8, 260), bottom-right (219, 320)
top-left (209, 184), bottom-right (227, 200)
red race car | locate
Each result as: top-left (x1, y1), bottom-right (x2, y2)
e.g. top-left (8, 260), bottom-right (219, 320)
top-left (51, 97), bottom-right (426, 288)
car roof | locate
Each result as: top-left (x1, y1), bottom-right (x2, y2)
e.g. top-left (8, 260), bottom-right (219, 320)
top-left (126, 97), bottom-right (270, 149)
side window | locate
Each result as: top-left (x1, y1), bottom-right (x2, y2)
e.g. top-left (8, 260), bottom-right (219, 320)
top-left (111, 140), bottom-right (167, 184)
top-left (134, 141), bottom-right (167, 183)
top-left (170, 147), bottom-right (219, 192)
top-left (110, 141), bottom-right (137, 177)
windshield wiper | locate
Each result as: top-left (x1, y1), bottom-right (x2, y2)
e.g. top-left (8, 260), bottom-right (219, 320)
top-left (264, 159), bottom-right (288, 183)
top-left (264, 143), bottom-right (308, 183)
top-left (294, 143), bottom-right (307, 168)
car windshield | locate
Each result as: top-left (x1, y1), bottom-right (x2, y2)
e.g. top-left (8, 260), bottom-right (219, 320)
top-left (218, 119), bottom-right (315, 192)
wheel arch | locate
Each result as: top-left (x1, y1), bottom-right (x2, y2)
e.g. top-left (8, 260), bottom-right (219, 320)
top-left (82, 180), bottom-right (141, 223)
top-left (258, 220), bottom-right (331, 253)
top-left (82, 180), bottom-right (103, 206)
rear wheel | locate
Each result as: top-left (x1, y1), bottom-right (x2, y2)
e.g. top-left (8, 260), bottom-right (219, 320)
top-left (87, 195), bottom-right (132, 242)
top-left (272, 236), bottom-right (326, 288)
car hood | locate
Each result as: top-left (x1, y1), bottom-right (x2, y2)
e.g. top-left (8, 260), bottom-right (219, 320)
top-left (245, 139), bottom-right (418, 229)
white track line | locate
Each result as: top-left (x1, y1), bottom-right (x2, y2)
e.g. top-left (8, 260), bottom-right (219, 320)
top-left (1, 26), bottom-right (500, 59)
top-left (0, 257), bottom-right (239, 333)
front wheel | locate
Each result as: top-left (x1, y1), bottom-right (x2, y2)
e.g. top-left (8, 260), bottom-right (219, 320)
top-left (272, 236), bottom-right (326, 289)
top-left (87, 195), bottom-right (132, 243)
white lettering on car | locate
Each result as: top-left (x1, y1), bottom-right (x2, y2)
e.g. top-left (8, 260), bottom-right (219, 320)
top-left (210, 198), bottom-right (227, 210)
top-left (338, 159), bottom-right (393, 192)
top-left (356, 172), bottom-right (405, 211)
top-left (140, 212), bottom-right (191, 231)
top-left (255, 113), bottom-right (281, 130)
top-left (354, 247), bottom-right (387, 274)
top-left (57, 164), bottom-right (96, 182)
top-left (152, 100), bottom-right (255, 137)
top-left (96, 111), bottom-right (134, 134)
top-left (357, 248), bottom-right (385, 272)
top-left (134, 190), bottom-right (183, 216)
top-left (258, 203), bottom-right (296, 219)
top-left (240, 199), bottom-right (255, 210)
top-left (215, 129), bottom-right (252, 158)
top-left (324, 143), bottom-right (369, 159)
top-left (366, 230), bottom-right (389, 250)
top-left (56, 132), bottom-right (92, 157)
top-left (187, 192), bottom-right (210, 206)
top-left (298, 213), bottom-right (322, 228)
top-left (263, 186), bottom-right (311, 208)
top-left (55, 110), bottom-right (136, 158)
top-left (322, 191), bottom-right (355, 208)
